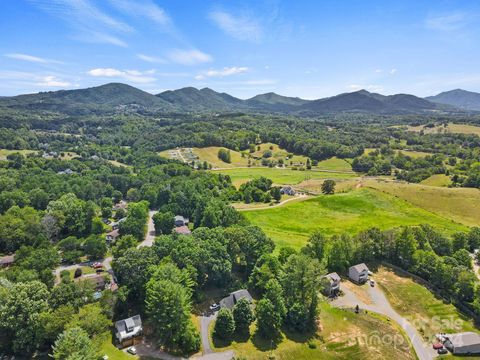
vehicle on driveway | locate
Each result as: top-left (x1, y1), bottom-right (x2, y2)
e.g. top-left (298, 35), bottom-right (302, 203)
top-left (369, 279), bottom-right (375, 287)
top-left (433, 342), bottom-right (444, 350)
top-left (127, 346), bottom-right (137, 355)
top-left (437, 348), bottom-right (448, 354)
top-left (92, 262), bottom-right (103, 269)
top-left (209, 303), bottom-right (220, 311)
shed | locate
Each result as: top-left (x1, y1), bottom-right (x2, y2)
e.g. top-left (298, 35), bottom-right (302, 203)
top-left (444, 332), bottom-right (480, 355)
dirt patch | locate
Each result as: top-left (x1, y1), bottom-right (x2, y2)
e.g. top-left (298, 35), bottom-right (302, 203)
top-left (343, 281), bottom-right (373, 305)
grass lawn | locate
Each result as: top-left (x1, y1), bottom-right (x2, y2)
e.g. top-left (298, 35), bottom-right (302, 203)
top-left (405, 123), bottom-right (480, 137)
top-left (420, 174), bottom-right (452, 187)
top-left (211, 302), bottom-right (416, 360)
top-left (364, 179), bottom-right (480, 226)
top-left (214, 167), bottom-right (356, 187)
top-left (66, 265), bottom-right (96, 280)
top-left (108, 160), bottom-right (132, 168)
top-left (0, 149), bottom-right (37, 160)
top-left (376, 266), bottom-right (478, 345)
top-left (316, 157), bottom-right (353, 172)
top-left (396, 150), bottom-right (433, 159)
top-left (99, 334), bottom-right (138, 359)
top-left (242, 188), bottom-right (466, 249)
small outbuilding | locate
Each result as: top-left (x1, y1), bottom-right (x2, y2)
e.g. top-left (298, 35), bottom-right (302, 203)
top-left (443, 332), bottom-right (480, 355)
top-left (348, 263), bottom-right (369, 284)
top-left (174, 215), bottom-right (189, 227)
top-left (280, 186), bottom-right (296, 196)
top-left (220, 289), bottom-right (253, 310)
top-left (173, 225), bottom-right (191, 235)
top-left (0, 255), bottom-right (15, 268)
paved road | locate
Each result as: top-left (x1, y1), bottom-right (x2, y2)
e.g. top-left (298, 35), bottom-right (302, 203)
top-left (138, 210), bottom-right (157, 248)
top-left (200, 311), bottom-right (218, 354)
top-left (332, 282), bottom-right (437, 360)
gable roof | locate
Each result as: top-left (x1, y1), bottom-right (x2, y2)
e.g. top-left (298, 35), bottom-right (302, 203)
top-left (173, 225), bottom-right (191, 235)
top-left (326, 272), bottom-right (341, 282)
top-left (445, 332), bottom-right (480, 347)
top-left (220, 289), bottom-right (253, 310)
top-left (349, 263), bottom-right (369, 273)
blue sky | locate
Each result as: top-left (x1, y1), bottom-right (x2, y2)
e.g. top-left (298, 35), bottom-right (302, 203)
top-left (1, 0), bottom-right (480, 98)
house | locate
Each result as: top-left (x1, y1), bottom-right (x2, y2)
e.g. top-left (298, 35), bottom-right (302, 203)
top-left (174, 215), bottom-right (189, 227)
top-left (348, 263), bottom-right (369, 284)
top-left (57, 168), bottom-right (74, 175)
top-left (111, 217), bottom-right (126, 230)
top-left (113, 200), bottom-right (128, 211)
top-left (443, 332), bottom-right (480, 355)
top-left (323, 272), bottom-right (341, 296)
top-left (220, 289), bottom-right (253, 310)
top-left (0, 255), bottom-right (15, 268)
top-left (280, 186), bottom-right (296, 196)
top-left (106, 229), bottom-right (120, 244)
top-left (173, 225), bottom-right (191, 235)
top-left (115, 315), bottom-right (143, 345)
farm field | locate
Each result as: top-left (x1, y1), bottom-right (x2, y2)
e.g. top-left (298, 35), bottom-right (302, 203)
top-left (242, 188), bottom-right (467, 249)
top-left (420, 174), bottom-right (452, 187)
top-left (212, 301), bottom-right (416, 360)
top-left (214, 167), bottom-right (357, 187)
top-left (316, 156), bottom-right (353, 171)
top-left (404, 123), bottom-right (480, 136)
top-left (376, 266), bottom-right (478, 347)
top-left (364, 179), bottom-right (480, 226)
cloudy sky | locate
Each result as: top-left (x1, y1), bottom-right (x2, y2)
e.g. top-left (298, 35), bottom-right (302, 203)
top-left (1, 0), bottom-right (480, 98)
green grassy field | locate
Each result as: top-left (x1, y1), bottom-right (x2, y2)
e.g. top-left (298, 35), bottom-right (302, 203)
top-left (212, 302), bottom-right (416, 360)
top-left (377, 266), bottom-right (478, 348)
top-left (364, 179), bottom-right (480, 227)
top-left (0, 149), bottom-right (37, 160)
top-left (406, 123), bottom-right (480, 137)
top-left (242, 188), bottom-right (467, 249)
top-left (214, 167), bottom-right (356, 187)
top-left (316, 157), bottom-right (353, 171)
top-left (420, 174), bottom-right (452, 187)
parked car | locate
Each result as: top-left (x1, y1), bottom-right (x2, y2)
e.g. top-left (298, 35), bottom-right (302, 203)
top-left (369, 279), bottom-right (375, 287)
top-left (437, 348), bottom-right (448, 354)
top-left (92, 262), bottom-right (103, 269)
top-left (432, 343), bottom-right (444, 350)
top-left (96, 268), bottom-right (105, 273)
top-left (209, 303), bottom-right (220, 311)
top-left (127, 346), bottom-right (137, 355)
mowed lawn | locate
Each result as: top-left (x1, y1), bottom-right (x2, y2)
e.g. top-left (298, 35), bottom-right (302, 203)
top-left (0, 149), bottom-right (37, 160)
top-left (364, 179), bottom-right (480, 227)
top-left (215, 167), bottom-right (356, 187)
top-left (212, 302), bottom-right (416, 360)
top-left (376, 266), bottom-right (478, 349)
top-left (420, 174), bottom-right (452, 187)
top-left (242, 188), bottom-right (466, 249)
top-left (316, 157), bottom-right (353, 171)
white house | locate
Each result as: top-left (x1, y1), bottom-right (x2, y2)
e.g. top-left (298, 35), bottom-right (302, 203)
top-left (348, 263), bottom-right (369, 284)
top-left (323, 272), bottom-right (341, 296)
top-left (443, 332), bottom-right (480, 355)
top-left (115, 315), bottom-right (143, 345)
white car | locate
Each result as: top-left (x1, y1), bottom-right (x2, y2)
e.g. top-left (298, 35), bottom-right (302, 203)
top-left (210, 303), bottom-right (220, 311)
top-left (369, 279), bottom-right (375, 287)
top-left (127, 346), bottom-right (137, 355)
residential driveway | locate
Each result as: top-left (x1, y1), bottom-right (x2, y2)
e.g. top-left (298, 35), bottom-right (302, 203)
top-left (138, 210), bottom-right (157, 248)
top-left (332, 282), bottom-right (437, 360)
top-left (200, 311), bottom-right (218, 355)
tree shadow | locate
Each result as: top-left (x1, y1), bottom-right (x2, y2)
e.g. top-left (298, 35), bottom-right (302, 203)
top-left (282, 326), bottom-right (317, 344)
top-left (251, 331), bottom-right (282, 351)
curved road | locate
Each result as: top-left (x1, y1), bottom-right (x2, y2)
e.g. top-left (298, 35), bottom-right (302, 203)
top-left (333, 283), bottom-right (437, 360)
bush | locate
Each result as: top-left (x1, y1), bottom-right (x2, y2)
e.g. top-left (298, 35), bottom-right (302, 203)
top-left (74, 268), bottom-right (82, 278)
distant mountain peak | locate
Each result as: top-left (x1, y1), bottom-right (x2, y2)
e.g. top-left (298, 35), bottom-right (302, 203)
top-left (426, 89), bottom-right (480, 111)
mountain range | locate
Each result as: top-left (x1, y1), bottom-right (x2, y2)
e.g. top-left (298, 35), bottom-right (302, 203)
top-left (0, 82), bottom-right (479, 116)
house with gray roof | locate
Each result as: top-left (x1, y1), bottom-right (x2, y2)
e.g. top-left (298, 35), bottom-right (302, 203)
top-left (174, 215), bottom-right (189, 227)
top-left (443, 332), bottom-right (480, 355)
top-left (115, 315), bottom-right (143, 345)
top-left (323, 272), bottom-right (341, 296)
top-left (220, 289), bottom-right (253, 310)
top-left (348, 263), bottom-right (369, 284)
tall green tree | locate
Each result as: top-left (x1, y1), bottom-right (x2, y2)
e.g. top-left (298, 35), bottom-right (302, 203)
top-left (153, 211), bottom-right (175, 235)
top-left (51, 327), bottom-right (97, 360)
top-left (256, 299), bottom-right (281, 338)
top-left (232, 298), bottom-right (254, 335)
top-left (214, 308), bottom-right (235, 340)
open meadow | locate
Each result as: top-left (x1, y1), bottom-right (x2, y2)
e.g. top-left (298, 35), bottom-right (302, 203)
top-left (241, 188), bottom-right (466, 249)
top-left (403, 123), bottom-right (480, 136)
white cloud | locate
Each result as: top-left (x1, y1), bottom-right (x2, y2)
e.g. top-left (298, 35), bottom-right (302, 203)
top-left (195, 66), bottom-right (249, 80)
top-left (87, 68), bottom-right (156, 83)
top-left (425, 12), bottom-right (469, 32)
top-left (4, 53), bottom-right (62, 64)
top-left (36, 75), bottom-right (71, 87)
top-left (29, 0), bottom-right (132, 47)
top-left (109, 0), bottom-right (172, 27)
top-left (389, 68), bottom-right (398, 75)
top-left (209, 10), bottom-right (262, 42)
top-left (137, 54), bottom-right (166, 64)
top-left (168, 49), bottom-right (212, 65)
top-left (375, 69), bottom-right (383, 73)
top-left (347, 84), bottom-right (384, 93)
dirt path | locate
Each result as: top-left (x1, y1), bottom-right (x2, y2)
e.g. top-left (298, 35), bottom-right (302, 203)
top-left (237, 194), bottom-right (310, 211)
top-left (211, 166), bottom-right (355, 174)
top-left (332, 282), bottom-right (437, 360)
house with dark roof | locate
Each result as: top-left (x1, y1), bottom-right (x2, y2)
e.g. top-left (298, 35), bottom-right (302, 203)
top-left (280, 186), bottom-right (296, 196)
top-left (348, 263), bottom-right (369, 284)
top-left (443, 332), bottom-right (480, 355)
top-left (115, 315), bottom-right (143, 345)
top-left (323, 272), bottom-right (341, 296)
top-left (220, 289), bottom-right (253, 310)
top-left (174, 215), bottom-right (188, 227)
